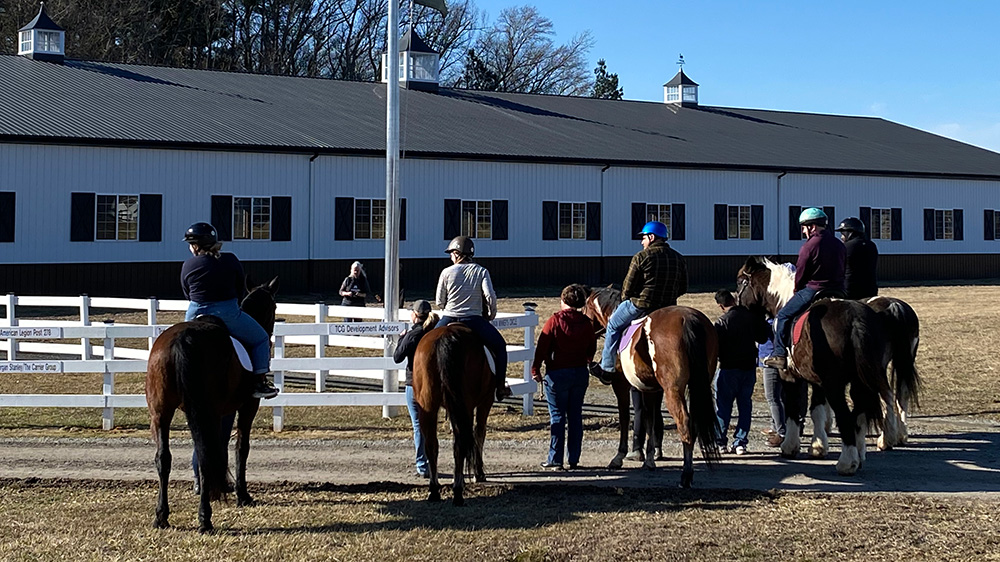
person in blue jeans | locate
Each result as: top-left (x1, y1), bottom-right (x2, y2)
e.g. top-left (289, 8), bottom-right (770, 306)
top-left (713, 290), bottom-right (770, 454)
top-left (532, 285), bottom-right (596, 469)
top-left (393, 299), bottom-right (436, 478)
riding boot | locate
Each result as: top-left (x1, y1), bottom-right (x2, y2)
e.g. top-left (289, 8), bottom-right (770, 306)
top-left (495, 376), bottom-right (512, 401)
top-left (253, 373), bottom-right (279, 399)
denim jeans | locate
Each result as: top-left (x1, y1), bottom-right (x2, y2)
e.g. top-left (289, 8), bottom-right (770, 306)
top-left (762, 366), bottom-right (786, 435)
top-left (405, 385), bottom-right (429, 475)
top-left (436, 315), bottom-right (508, 383)
top-left (600, 300), bottom-right (647, 371)
top-left (543, 367), bottom-right (589, 466)
top-left (772, 287), bottom-right (817, 357)
top-left (186, 298), bottom-right (271, 374)
top-left (715, 368), bottom-right (756, 448)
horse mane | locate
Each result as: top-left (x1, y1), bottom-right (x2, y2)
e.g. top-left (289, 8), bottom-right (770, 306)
top-left (761, 258), bottom-right (795, 309)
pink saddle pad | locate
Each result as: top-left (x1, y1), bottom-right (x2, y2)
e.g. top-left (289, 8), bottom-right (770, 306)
top-left (619, 320), bottom-right (645, 354)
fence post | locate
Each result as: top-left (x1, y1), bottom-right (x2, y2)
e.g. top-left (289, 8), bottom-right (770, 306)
top-left (102, 320), bottom-right (115, 430)
top-left (315, 303), bottom-right (328, 392)
top-left (272, 325), bottom-right (285, 432)
top-left (4, 293), bottom-right (17, 360)
top-left (521, 302), bottom-right (537, 416)
top-left (79, 294), bottom-right (92, 360)
top-left (147, 297), bottom-right (158, 351)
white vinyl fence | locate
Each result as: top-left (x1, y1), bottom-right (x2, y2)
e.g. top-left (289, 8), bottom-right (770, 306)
top-left (0, 294), bottom-right (538, 431)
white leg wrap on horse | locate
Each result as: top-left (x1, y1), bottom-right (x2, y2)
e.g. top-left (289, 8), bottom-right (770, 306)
top-left (782, 419), bottom-right (801, 457)
top-left (878, 392), bottom-right (899, 451)
top-left (810, 406), bottom-right (829, 457)
top-left (836, 445), bottom-right (861, 475)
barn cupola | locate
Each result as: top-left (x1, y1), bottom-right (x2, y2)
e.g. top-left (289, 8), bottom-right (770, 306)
top-left (381, 29), bottom-right (440, 92)
top-left (664, 68), bottom-right (698, 107)
top-left (17, 2), bottom-right (65, 64)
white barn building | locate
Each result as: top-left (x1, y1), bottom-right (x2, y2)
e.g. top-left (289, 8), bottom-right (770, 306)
top-left (2, 6), bottom-right (1000, 298)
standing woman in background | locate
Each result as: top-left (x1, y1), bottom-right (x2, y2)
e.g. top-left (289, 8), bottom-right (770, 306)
top-left (339, 261), bottom-right (371, 322)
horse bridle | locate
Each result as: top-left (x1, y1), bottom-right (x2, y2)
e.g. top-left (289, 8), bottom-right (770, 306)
top-left (735, 272), bottom-right (753, 305)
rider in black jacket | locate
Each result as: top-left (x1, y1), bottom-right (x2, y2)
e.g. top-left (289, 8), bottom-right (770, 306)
top-left (835, 217), bottom-right (879, 300)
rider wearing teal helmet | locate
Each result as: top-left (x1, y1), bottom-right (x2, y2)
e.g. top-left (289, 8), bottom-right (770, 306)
top-left (590, 220), bottom-right (688, 383)
top-left (763, 208), bottom-right (846, 369)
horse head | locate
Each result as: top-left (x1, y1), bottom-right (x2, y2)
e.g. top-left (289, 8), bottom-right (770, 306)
top-left (736, 256), bottom-right (789, 317)
top-left (241, 276), bottom-right (279, 335)
top-left (583, 285), bottom-right (620, 332)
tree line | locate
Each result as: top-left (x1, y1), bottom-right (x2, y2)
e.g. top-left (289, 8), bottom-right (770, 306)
top-left (0, 0), bottom-right (623, 97)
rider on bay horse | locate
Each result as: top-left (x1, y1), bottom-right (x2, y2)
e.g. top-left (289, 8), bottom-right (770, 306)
top-left (835, 217), bottom-right (879, 300)
top-left (435, 235), bottom-right (512, 401)
top-left (763, 208), bottom-right (846, 370)
top-left (590, 220), bottom-right (688, 383)
top-left (181, 222), bottom-right (279, 399)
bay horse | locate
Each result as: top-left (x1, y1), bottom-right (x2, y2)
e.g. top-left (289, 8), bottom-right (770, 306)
top-left (585, 288), bottom-right (720, 487)
top-left (583, 286), bottom-right (664, 469)
top-left (736, 257), bottom-right (898, 474)
top-left (412, 322), bottom-right (493, 506)
top-left (145, 277), bottom-right (278, 532)
top-left (865, 295), bottom-right (921, 447)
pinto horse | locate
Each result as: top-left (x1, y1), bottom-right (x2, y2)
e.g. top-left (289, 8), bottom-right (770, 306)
top-left (736, 257), bottom-right (898, 475)
top-left (145, 277), bottom-right (278, 532)
top-left (412, 322), bottom-right (493, 506)
top-left (583, 286), bottom-right (664, 468)
top-left (585, 288), bottom-right (720, 487)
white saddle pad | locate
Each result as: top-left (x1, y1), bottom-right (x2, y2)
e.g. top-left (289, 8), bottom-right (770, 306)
top-left (230, 336), bottom-right (253, 372)
top-left (484, 345), bottom-right (496, 375)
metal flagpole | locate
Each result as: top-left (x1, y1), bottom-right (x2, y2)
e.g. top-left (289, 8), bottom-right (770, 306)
top-left (383, 0), bottom-right (401, 418)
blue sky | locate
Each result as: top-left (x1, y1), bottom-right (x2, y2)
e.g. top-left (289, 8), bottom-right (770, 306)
top-left (472, 1), bottom-right (1000, 153)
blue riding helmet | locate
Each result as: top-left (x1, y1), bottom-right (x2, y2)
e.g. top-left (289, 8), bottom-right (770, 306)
top-left (798, 207), bottom-right (828, 225)
top-left (638, 221), bottom-right (668, 239)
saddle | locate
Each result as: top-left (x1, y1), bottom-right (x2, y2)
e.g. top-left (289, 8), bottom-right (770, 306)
top-left (193, 314), bottom-right (253, 372)
top-left (790, 288), bottom-right (845, 347)
top-left (444, 321), bottom-right (496, 375)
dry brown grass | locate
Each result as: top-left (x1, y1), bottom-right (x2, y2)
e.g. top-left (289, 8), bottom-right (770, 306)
top-left (1, 479), bottom-right (998, 561)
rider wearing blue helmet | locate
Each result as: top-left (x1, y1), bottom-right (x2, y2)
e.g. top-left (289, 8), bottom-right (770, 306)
top-left (763, 208), bottom-right (846, 369)
top-left (590, 220), bottom-right (688, 383)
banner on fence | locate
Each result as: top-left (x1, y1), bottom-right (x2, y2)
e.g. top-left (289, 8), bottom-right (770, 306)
top-left (329, 322), bottom-right (409, 336)
top-left (0, 327), bottom-right (63, 338)
top-left (0, 362), bottom-right (61, 373)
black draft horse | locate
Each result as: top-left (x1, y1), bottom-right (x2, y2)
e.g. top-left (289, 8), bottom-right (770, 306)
top-left (736, 257), bottom-right (898, 474)
top-left (145, 277), bottom-right (278, 532)
top-left (865, 295), bottom-right (921, 447)
top-left (412, 323), bottom-right (494, 506)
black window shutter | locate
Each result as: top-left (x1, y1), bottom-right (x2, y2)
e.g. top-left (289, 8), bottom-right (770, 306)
top-left (586, 202), bottom-right (601, 241)
top-left (631, 202), bottom-right (646, 240)
top-left (890, 208), bottom-right (902, 240)
top-left (138, 194), bottom-right (162, 242)
top-left (953, 209), bottom-right (964, 240)
top-left (492, 199), bottom-right (508, 241)
top-left (750, 205), bottom-right (764, 240)
top-left (823, 206), bottom-right (835, 230)
top-left (542, 201), bottom-right (558, 240)
top-left (334, 197), bottom-right (354, 240)
top-left (859, 206), bottom-right (872, 237)
top-left (923, 208), bottom-right (935, 240)
top-left (672, 203), bottom-right (685, 240)
top-left (211, 195), bottom-right (233, 241)
top-left (70, 192), bottom-right (95, 242)
top-left (271, 196), bottom-right (292, 241)
top-left (444, 198), bottom-right (461, 240)
top-left (714, 204), bottom-right (728, 240)
top-left (0, 192), bottom-right (14, 243)
top-left (985, 209), bottom-right (995, 241)
top-left (399, 198), bottom-right (407, 241)
top-left (788, 205), bottom-right (801, 241)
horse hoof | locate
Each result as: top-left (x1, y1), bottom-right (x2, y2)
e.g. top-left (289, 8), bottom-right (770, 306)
top-left (607, 458), bottom-right (624, 470)
top-left (453, 496), bottom-right (465, 507)
top-left (779, 451), bottom-right (798, 460)
top-left (475, 475), bottom-right (486, 483)
top-left (152, 518), bottom-right (169, 529)
top-left (198, 523), bottom-right (214, 534)
top-left (237, 494), bottom-right (255, 507)
top-left (679, 472), bottom-right (693, 488)
top-left (428, 492), bottom-right (442, 502)
top-left (643, 462), bottom-right (656, 472)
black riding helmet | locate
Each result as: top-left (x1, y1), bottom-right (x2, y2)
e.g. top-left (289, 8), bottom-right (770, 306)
top-left (835, 217), bottom-right (865, 235)
top-left (445, 235), bottom-right (475, 257)
top-left (183, 222), bottom-right (218, 246)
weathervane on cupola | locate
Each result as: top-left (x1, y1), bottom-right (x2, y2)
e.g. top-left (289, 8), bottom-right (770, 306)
top-left (17, 2), bottom-right (65, 64)
top-left (664, 53), bottom-right (699, 107)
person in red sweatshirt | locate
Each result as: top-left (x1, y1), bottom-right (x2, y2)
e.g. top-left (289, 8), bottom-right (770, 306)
top-left (532, 284), bottom-right (597, 470)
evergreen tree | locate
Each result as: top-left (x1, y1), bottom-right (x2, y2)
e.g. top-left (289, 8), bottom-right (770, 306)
top-left (591, 59), bottom-right (623, 100)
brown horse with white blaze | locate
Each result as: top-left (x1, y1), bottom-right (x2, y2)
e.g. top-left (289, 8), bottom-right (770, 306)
top-left (412, 323), bottom-right (493, 506)
top-left (145, 277), bottom-right (278, 532)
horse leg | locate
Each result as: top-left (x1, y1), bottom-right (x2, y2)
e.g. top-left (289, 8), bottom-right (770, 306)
top-left (809, 384), bottom-right (831, 459)
top-left (826, 389), bottom-right (860, 475)
top-left (662, 387), bottom-right (694, 486)
top-left (641, 391), bottom-right (658, 471)
top-left (608, 373), bottom-right (631, 469)
top-left (877, 388), bottom-right (900, 451)
top-left (234, 404), bottom-right (256, 507)
top-left (855, 412), bottom-right (868, 464)
top-left (451, 417), bottom-right (465, 507)
top-left (152, 410), bottom-right (173, 529)
top-left (779, 379), bottom-right (803, 458)
top-left (420, 407), bottom-right (441, 502)
top-left (653, 389), bottom-right (665, 460)
top-left (896, 390), bottom-right (910, 445)
top-left (473, 404), bottom-right (488, 483)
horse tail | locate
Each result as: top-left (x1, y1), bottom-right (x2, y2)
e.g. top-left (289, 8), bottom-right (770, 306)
top-left (437, 327), bottom-right (477, 475)
top-left (848, 308), bottom-right (888, 430)
top-left (881, 300), bottom-right (922, 409)
top-left (171, 326), bottom-right (228, 500)
top-left (681, 313), bottom-right (721, 464)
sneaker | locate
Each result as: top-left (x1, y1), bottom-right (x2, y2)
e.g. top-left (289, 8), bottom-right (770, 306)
top-left (624, 449), bottom-right (644, 462)
top-left (496, 383), bottom-right (513, 401)
top-left (539, 461), bottom-right (563, 470)
top-left (734, 445), bottom-right (748, 455)
top-left (253, 378), bottom-right (279, 399)
top-left (717, 443), bottom-right (731, 454)
top-left (416, 470), bottom-right (430, 479)
top-left (653, 448), bottom-right (664, 461)
top-left (767, 434), bottom-right (785, 448)
top-left (762, 355), bottom-right (788, 369)
top-left (588, 362), bottom-right (615, 385)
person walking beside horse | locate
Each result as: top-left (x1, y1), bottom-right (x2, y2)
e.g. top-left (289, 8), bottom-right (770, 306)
top-left (532, 284), bottom-right (597, 470)
top-left (836, 217), bottom-right (879, 300)
top-left (393, 300), bottom-right (437, 479)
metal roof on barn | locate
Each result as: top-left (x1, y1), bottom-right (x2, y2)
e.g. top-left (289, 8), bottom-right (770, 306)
top-left (1, 54), bottom-right (999, 179)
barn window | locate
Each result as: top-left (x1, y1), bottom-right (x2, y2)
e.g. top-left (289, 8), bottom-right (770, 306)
top-left (924, 208), bottom-right (963, 241)
top-left (37, 31), bottom-right (61, 53)
top-left (728, 205), bottom-right (751, 239)
top-left (462, 200), bottom-right (492, 239)
top-left (96, 194), bottom-right (139, 241)
top-left (19, 31), bottom-right (31, 53)
top-left (869, 208), bottom-right (893, 240)
top-left (0, 192), bottom-right (14, 243)
top-left (715, 204), bottom-right (763, 240)
top-left (558, 202), bottom-right (587, 240)
top-left (665, 86), bottom-right (679, 102)
top-left (233, 196), bottom-right (270, 240)
top-left (995, 212), bottom-right (1000, 240)
top-left (645, 204), bottom-right (672, 239)
top-left (355, 199), bottom-right (387, 239)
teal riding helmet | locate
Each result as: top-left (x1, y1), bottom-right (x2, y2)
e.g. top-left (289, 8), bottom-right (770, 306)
top-left (639, 221), bottom-right (668, 238)
top-left (798, 207), bottom-right (828, 225)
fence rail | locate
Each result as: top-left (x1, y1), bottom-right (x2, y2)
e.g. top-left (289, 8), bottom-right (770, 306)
top-left (1, 293), bottom-right (538, 431)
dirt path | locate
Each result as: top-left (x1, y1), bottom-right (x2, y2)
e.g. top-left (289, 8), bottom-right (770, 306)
top-left (0, 415), bottom-right (997, 496)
